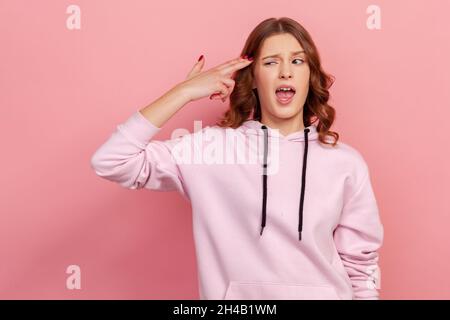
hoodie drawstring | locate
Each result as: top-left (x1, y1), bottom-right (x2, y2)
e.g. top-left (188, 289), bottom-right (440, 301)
top-left (298, 127), bottom-right (310, 240)
top-left (260, 126), bottom-right (269, 236)
top-left (260, 125), bottom-right (310, 241)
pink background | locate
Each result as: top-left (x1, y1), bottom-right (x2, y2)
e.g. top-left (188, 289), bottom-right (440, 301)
top-left (1, 0), bottom-right (449, 299)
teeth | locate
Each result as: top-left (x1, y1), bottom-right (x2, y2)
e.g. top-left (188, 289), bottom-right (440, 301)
top-left (276, 87), bottom-right (294, 92)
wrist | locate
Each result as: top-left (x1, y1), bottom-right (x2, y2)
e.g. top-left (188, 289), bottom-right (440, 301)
top-left (171, 82), bottom-right (192, 105)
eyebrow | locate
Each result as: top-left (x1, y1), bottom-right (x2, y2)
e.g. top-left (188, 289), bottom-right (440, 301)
top-left (262, 50), bottom-right (306, 60)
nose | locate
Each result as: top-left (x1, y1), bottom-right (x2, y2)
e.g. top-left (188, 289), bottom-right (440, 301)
top-left (279, 63), bottom-right (293, 79)
top-left (279, 73), bottom-right (292, 79)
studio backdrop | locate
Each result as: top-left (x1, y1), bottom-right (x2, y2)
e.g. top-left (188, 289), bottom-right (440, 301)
top-left (1, 0), bottom-right (449, 299)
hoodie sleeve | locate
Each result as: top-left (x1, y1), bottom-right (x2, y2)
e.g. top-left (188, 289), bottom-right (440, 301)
top-left (333, 161), bottom-right (384, 300)
top-left (90, 111), bottom-right (189, 199)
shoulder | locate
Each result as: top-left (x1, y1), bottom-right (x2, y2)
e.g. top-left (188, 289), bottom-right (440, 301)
top-left (334, 141), bottom-right (368, 167)
top-left (189, 124), bottom-right (243, 139)
top-left (320, 140), bottom-right (371, 183)
top-left (164, 124), bottom-right (233, 148)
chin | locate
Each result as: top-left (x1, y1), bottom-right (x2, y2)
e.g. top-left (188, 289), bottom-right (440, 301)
top-left (273, 103), bottom-right (302, 117)
top-left (262, 98), bottom-right (303, 119)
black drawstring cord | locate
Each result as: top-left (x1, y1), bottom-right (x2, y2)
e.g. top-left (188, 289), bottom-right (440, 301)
top-left (260, 125), bottom-right (268, 236)
top-left (298, 128), bottom-right (310, 241)
top-left (259, 124), bottom-right (310, 241)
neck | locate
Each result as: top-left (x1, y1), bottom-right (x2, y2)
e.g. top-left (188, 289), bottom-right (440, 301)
top-left (260, 112), bottom-right (305, 136)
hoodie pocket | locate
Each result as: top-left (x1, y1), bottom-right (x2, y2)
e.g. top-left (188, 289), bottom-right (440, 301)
top-left (223, 281), bottom-right (340, 300)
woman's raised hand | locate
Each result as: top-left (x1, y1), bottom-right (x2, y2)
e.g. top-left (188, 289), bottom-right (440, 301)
top-left (178, 55), bottom-right (254, 103)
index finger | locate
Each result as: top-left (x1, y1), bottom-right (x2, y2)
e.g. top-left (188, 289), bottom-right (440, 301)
top-left (217, 55), bottom-right (250, 69)
top-left (221, 58), bottom-right (254, 75)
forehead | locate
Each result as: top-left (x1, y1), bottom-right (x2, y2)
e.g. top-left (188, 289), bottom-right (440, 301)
top-left (259, 33), bottom-right (304, 55)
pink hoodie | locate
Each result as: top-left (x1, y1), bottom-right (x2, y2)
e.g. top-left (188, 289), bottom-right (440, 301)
top-left (90, 110), bottom-right (384, 300)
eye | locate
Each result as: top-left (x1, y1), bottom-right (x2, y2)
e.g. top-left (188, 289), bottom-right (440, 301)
top-left (264, 59), bottom-right (305, 66)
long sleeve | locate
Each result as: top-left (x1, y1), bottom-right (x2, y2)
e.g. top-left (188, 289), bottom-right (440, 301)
top-left (90, 111), bottom-right (189, 199)
top-left (333, 162), bottom-right (384, 300)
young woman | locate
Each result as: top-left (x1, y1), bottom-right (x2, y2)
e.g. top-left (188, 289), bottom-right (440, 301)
top-left (91, 17), bottom-right (384, 300)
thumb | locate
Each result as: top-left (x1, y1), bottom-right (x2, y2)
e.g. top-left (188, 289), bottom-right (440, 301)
top-left (186, 55), bottom-right (205, 80)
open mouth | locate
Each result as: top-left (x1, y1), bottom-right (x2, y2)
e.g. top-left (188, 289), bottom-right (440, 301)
top-left (275, 86), bottom-right (296, 104)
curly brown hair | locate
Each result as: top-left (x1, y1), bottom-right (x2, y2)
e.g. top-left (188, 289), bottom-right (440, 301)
top-left (216, 17), bottom-right (339, 147)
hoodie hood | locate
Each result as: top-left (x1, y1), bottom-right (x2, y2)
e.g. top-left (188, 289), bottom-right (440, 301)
top-left (239, 119), bottom-right (319, 241)
top-left (240, 119), bottom-right (319, 142)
